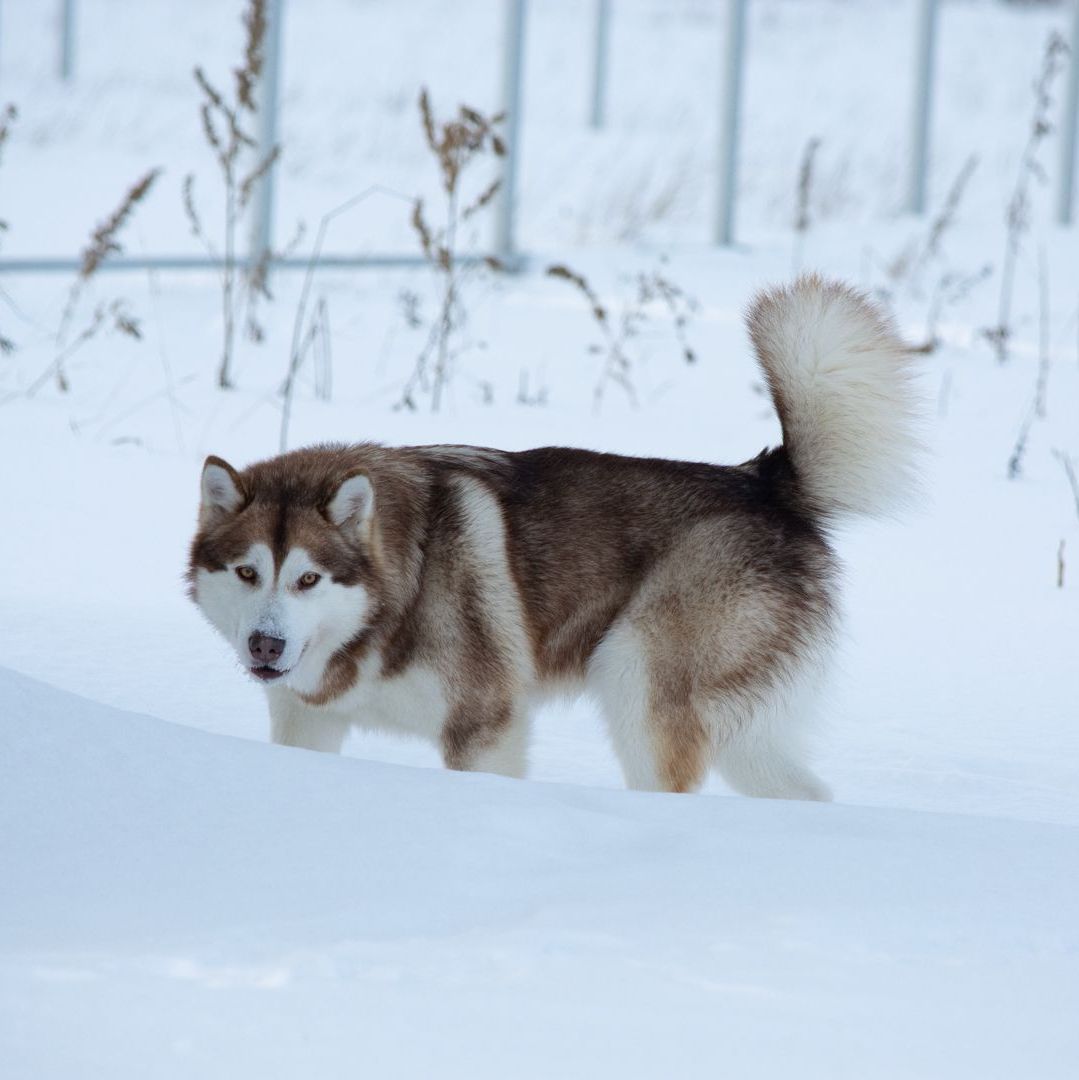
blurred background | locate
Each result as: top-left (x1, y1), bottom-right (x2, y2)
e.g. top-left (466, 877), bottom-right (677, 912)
top-left (2, 0), bottom-right (1077, 253)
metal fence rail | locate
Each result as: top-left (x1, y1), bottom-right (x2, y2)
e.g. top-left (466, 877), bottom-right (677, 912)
top-left (714, 0), bottom-right (747, 245)
top-left (906, 0), bottom-right (938, 214)
top-left (0, 253), bottom-right (494, 274)
top-left (588, 0), bottom-right (611, 129)
top-left (1058, 0), bottom-right (1079, 225)
top-left (495, 0), bottom-right (527, 263)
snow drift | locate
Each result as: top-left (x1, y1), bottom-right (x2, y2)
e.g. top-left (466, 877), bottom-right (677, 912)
top-left (2, 666), bottom-right (1077, 1079)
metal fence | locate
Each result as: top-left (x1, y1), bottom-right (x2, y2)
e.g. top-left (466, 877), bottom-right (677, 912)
top-left (1, 0), bottom-right (1077, 275)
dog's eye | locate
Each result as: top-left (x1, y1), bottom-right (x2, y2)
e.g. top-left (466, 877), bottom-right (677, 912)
top-left (235, 565), bottom-right (258, 584)
top-left (297, 571), bottom-right (321, 590)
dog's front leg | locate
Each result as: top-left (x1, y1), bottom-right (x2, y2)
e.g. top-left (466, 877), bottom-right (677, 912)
top-left (266, 687), bottom-right (350, 754)
top-left (440, 697), bottom-right (530, 779)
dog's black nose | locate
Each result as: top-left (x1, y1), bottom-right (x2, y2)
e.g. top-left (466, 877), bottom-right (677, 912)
top-left (248, 632), bottom-right (286, 665)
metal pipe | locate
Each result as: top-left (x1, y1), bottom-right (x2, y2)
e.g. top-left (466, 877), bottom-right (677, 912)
top-left (589, 0), bottom-right (611, 129)
top-left (1056, 0), bottom-right (1079, 225)
top-left (494, 0), bottom-right (527, 265)
top-left (0, 253), bottom-right (503, 275)
top-left (907, 0), bottom-right (939, 214)
top-left (714, 0), bottom-right (747, 246)
top-left (60, 0), bottom-right (76, 81)
top-left (248, 0), bottom-right (285, 273)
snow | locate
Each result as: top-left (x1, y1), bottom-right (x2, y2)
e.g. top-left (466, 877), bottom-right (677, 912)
top-left (1, 0), bottom-right (1078, 1075)
top-left (3, 665), bottom-right (1078, 1079)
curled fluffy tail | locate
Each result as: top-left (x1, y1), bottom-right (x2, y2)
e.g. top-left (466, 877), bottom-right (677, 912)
top-left (748, 274), bottom-right (921, 521)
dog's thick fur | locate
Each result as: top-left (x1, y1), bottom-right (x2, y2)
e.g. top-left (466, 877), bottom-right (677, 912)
top-left (188, 275), bottom-right (919, 798)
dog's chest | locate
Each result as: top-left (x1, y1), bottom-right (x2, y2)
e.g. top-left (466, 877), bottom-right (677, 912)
top-left (323, 652), bottom-right (449, 739)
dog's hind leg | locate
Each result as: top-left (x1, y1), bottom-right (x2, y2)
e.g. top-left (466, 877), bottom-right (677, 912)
top-left (588, 623), bottom-right (710, 794)
top-left (712, 695), bottom-right (832, 802)
top-left (716, 732), bottom-right (831, 801)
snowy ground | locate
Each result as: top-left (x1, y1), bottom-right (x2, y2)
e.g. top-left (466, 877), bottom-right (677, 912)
top-left (1, 0), bottom-right (1078, 1076)
top-left (4, 666), bottom-right (1079, 1079)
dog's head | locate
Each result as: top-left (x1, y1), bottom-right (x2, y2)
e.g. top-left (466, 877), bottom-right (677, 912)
top-left (187, 450), bottom-right (390, 699)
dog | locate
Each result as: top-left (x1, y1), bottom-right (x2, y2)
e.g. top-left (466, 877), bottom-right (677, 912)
top-left (188, 275), bottom-right (919, 798)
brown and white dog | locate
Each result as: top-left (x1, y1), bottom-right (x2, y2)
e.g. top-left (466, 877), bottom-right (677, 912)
top-left (188, 275), bottom-right (919, 798)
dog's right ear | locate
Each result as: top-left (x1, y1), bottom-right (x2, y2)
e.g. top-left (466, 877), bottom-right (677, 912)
top-left (200, 456), bottom-right (244, 525)
top-left (327, 472), bottom-right (374, 536)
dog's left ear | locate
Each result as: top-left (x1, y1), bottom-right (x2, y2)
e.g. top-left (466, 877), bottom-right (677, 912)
top-left (327, 473), bottom-right (374, 534)
top-left (200, 456), bottom-right (244, 525)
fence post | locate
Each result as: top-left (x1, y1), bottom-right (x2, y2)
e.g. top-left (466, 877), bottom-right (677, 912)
top-left (589, 0), bottom-right (611, 129)
top-left (248, 0), bottom-right (285, 274)
top-left (906, 0), bottom-right (938, 214)
top-left (495, 0), bottom-right (526, 265)
top-left (59, 0), bottom-right (76, 80)
top-left (1056, 0), bottom-right (1079, 225)
top-left (714, 0), bottom-right (747, 246)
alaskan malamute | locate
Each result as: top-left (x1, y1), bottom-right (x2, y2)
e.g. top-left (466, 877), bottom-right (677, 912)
top-left (188, 275), bottom-right (919, 798)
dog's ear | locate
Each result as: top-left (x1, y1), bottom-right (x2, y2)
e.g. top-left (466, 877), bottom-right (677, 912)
top-left (327, 473), bottom-right (374, 534)
top-left (200, 456), bottom-right (244, 524)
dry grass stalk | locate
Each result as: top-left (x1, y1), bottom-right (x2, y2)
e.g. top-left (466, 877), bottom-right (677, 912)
top-left (602, 159), bottom-right (690, 244)
top-left (186, 0), bottom-right (279, 389)
top-left (922, 154), bottom-right (978, 267)
top-left (884, 154), bottom-right (982, 337)
top-left (1008, 247), bottom-right (1054, 474)
top-left (400, 88), bottom-right (505, 412)
top-left (244, 248), bottom-right (273, 344)
top-left (547, 261), bottom-right (698, 410)
top-left (0, 103), bottom-right (17, 355)
top-left (1052, 451), bottom-right (1078, 588)
top-left (895, 155), bottom-right (983, 352)
top-left (25, 300), bottom-right (142, 400)
top-left (79, 169), bottom-right (160, 280)
top-left (280, 185), bottom-right (409, 450)
top-left (983, 31), bottom-right (1068, 363)
top-left (792, 136), bottom-right (821, 275)
top-left (398, 288), bottom-right (423, 330)
top-left (236, 0), bottom-right (268, 110)
top-left (916, 264), bottom-right (992, 352)
top-left (243, 211), bottom-right (304, 348)
top-left (0, 101), bottom-right (16, 240)
top-left (1006, 407), bottom-right (1035, 480)
top-left (1035, 245), bottom-right (1050, 418)
top-left (0, 103), bottom-right (15, 165)
top-left (647, 262), bottom-right (699, 365)
top-left (516, 369), bottom-right (548, 407)
top-left (181, 174), bottom-right (206, 246)
top-left (547, 263), bottom-right (633, 406)
top-left (1054, 449), bottom-right (1079, 522)
top-left (51, 169), bottom-right (160, 392)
